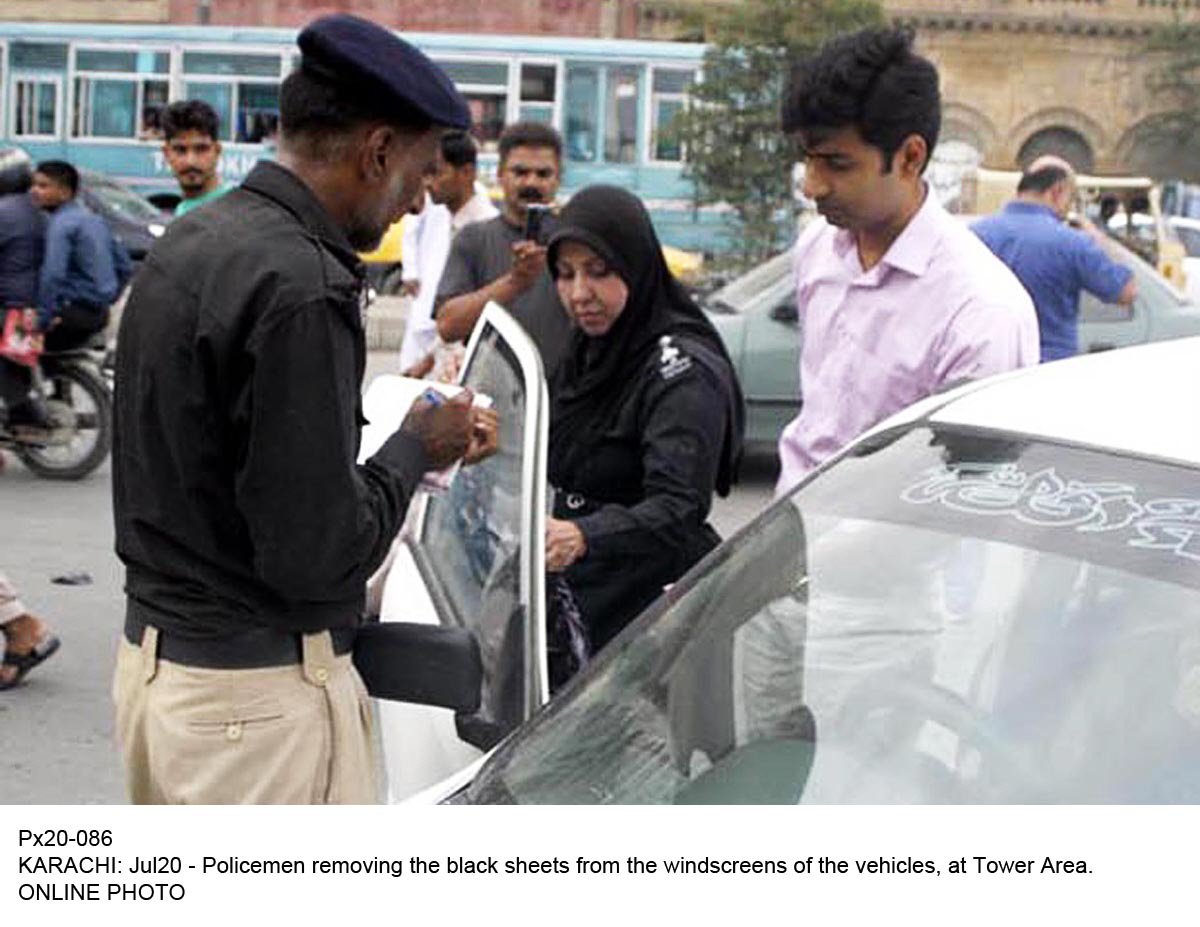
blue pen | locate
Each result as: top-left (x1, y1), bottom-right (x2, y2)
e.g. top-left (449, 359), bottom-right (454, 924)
top-left (421, 387), bottom-right (444, 407)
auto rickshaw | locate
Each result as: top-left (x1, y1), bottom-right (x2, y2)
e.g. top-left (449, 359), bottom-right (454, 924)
top-left (960, 167), bottom-right (1188, 291)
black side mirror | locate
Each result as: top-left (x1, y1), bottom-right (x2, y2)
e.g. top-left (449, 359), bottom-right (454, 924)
top-left (771, 301), bottom-right (799, 324)
top-left (353, 622), bottom-right (482, 713)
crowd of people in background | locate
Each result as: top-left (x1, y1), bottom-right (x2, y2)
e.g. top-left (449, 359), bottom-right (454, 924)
top-left (0, 12), bottom-right (1156, 806)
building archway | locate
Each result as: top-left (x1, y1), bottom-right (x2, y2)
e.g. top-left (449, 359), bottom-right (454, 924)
top-left (1017, 127), bottom-right (1095, 173)
top-left (1115, 116), bottom-right (1200, 181)
top-left (1006, 108), bottom-right (1106, 172)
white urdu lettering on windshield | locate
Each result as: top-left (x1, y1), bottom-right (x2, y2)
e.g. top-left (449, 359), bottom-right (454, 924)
top-left (901, 464), bottom-right (1200, 563)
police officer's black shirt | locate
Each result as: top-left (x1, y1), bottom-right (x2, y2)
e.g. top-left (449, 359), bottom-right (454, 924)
top-left (553, 334), bottom-right (726, 648)
top-left (113, 161), bottom-right (428, 639)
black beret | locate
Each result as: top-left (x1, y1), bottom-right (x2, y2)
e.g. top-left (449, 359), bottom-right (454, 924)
top-left (297, 13), bottom-right (470, 131)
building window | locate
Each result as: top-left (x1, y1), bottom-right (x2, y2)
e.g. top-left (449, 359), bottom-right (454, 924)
top-left (565, 66), bottom-right (599, 162)
top-left (183, 50), bottom-right (284, 144)
top-left (434, 58), bottom-right (510, 153)
top-left (12, 77), bottom-right (59, 138)
top-left (72, 47), bottom-right (170, 140)
top-left (649, 68), bottom-right (694, 162)
top-left (518, 63), bottom-right (557, 125)
top-left (604, 66), bottom-right (639, 164)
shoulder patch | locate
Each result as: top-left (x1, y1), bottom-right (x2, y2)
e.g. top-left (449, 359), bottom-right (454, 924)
top-left (656, 334), bottom-right (693, 381)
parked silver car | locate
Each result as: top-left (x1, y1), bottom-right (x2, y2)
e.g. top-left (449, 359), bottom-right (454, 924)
top-left (704, 233), bottom-right (1200, 447)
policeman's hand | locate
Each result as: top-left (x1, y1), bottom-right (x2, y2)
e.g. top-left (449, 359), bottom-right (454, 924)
top-left (399, 280), bottom-right (421, 299)
top-left (509, 241), bottom-right (548, 292)
top-left (546, 518), bottom-right (587, 572)
top-left (401, 389), bottom-right (474, 470)
top-left (463, 406), bottom-right (499, 465)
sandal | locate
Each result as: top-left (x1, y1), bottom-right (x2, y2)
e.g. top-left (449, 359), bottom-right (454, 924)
top-left (0, 634), bottom-right (61, 690)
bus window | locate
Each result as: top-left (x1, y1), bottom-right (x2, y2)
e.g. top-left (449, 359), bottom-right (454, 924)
top-left (184, 50), bottom-right (284, 143)
top-left (9, 42), bottom-right (67, 139)
top-left (13, 79), bottom-right (59, 138)
top-left (604, 66), bottom-right (639, 164)
top-left (519, 63), bottom-right (556, 124)
top-left (650, 67), bottom-right (693, 162)
top-left (435, 59), bottom-right (509, 152)
top-left (72, 47), bottom-right (169, 140)
top-left (565, 66), bottom-right (599, 162)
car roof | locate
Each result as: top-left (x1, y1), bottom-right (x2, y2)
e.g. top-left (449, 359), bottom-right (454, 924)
top-left (877, 337), bottom-right (1200, 468)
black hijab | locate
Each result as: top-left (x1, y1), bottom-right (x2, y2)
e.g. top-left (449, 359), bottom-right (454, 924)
top-left (546, 185), bottom-right (744, 495)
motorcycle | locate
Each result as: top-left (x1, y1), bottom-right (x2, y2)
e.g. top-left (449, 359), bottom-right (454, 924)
top-left (0, 334), bottom-right (113, 480)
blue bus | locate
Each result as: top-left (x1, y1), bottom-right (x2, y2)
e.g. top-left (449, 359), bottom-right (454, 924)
top-left (0, 22), bottom-right (716, 250)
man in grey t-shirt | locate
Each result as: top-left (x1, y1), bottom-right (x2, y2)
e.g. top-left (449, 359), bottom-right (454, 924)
top-left (436, 122), bottom-right (571, 381)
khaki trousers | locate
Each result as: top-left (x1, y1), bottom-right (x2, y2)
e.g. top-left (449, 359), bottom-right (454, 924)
top-left (112, 626), bottom-right (378, 804)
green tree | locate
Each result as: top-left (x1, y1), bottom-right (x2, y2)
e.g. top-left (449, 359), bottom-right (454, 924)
top-left (672, 0), bottom-right (883, 268)
top-left (1142, 19), bottom-right (1200, 181)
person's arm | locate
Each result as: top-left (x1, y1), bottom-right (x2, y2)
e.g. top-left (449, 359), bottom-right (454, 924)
top-left (78, 215), bottom-right (119, 304)
top-left (436, 238), bottom-right (546, 343)
top-left (234, 295), bottom-right (473, 602)
top-left (1075, 233), bottom-right (1136, 311)
top-left (36, 215), bottom-right (70, 325)
top-left (556, 362), bottom-right (730, 568)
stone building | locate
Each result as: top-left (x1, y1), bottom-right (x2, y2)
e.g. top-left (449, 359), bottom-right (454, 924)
top-left (893, 0), bottom-right (1199, 178)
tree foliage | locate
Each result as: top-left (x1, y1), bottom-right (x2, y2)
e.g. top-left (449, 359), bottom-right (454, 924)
top-left (671, 0), bottom-right (883, 267)
top-left (1142, 19), bottom-right (1200, 181)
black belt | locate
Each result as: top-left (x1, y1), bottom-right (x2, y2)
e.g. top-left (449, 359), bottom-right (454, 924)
top-left (124, 614), bottom-right (356, 670)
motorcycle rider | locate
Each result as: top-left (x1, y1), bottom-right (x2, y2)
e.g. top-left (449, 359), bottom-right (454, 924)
top-left (0, 147), bottom-right (49, 432)
top-left (30, 161), bottom-right (131, 353)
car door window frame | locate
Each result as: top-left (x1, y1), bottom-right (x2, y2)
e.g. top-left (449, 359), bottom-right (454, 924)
top-left (407, 302), bottom-right (551, 718)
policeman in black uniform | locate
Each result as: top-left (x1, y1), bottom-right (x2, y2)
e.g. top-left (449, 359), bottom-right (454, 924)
top-left (543, 185), bottom-right (745, 664)
top-left (111, 14), bottom-right (490, 804)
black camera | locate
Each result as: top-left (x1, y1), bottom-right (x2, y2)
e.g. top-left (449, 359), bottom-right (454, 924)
top-left (523, 203), bottom-right (551, 242)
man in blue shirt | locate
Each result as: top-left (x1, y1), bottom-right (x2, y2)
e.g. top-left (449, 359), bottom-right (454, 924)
top-left (0, 147), bottom-right (49, 430)
top-left (30, 160), bottom-right (130, 352)
top-left (973, 156), bottom-right (1136, 362)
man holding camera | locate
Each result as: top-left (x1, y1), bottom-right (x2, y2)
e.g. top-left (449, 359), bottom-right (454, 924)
top-left (435, 122), bottom-right (571, 380)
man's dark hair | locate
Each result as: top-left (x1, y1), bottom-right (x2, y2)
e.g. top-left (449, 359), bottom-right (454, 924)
top-left (35, 160), bottom-right (79, 195)
top-left (440, 130), bottom-right (478, 168)
top-left (498, 121), bottom-right (562, 164)
top-left (279, 68), bottom-right (433, 160)
top-left (161, 99), bottom-right (221, 142)
top-left (1017, 165), bottom-right (1071, 194)
top-left (782, 27), bottom-right (940, 174)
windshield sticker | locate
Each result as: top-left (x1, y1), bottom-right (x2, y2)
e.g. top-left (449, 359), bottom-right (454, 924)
top-left (901, 465), bottom-right (1200, 563)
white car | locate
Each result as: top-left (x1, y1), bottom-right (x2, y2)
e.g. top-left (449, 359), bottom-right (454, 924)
top-left (365, 322), bottom-right (1200, 804)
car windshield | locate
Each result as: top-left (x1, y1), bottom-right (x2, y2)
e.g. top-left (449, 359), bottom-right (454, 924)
top-left (84, 177), bottom-right (164, 223)
top-left (467, 425), bottom-right (1200, 803)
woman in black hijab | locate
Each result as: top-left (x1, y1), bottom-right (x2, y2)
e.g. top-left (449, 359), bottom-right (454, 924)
top-left (544, 184), bottom-right (744, 656)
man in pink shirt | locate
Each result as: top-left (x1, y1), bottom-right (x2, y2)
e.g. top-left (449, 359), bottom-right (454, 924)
top-left (776, 28), bottom-right (1038, 496)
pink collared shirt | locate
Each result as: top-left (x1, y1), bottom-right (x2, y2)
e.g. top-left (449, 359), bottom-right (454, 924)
top-left (776, 190), bottom-right (1038, 495)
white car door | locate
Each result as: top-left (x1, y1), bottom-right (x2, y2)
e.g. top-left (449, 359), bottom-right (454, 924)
top-left (360, 303), bottom-right (549, 802)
